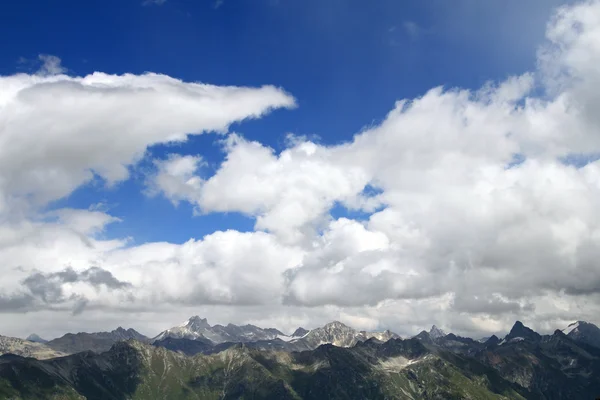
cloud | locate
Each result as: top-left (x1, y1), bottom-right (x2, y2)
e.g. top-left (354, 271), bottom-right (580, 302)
top-left (5, 2), bottom-right (600, 339)
top-left (138, 0), bottom-right (600, 336)
top-left (0, 265), bottom-right (131, 315)
top-left (403, 21), bottom-right (421, 39)
top-left (149, 134), bottom-right (372, 243)
top-left (0, 64), bottom-right (295, 216)
top-left (22, 266), bottom-right (131, 303)
top-left (146, 154), bottom-right (205, 207)
top-left (37, 54), bottom-right (66, 76)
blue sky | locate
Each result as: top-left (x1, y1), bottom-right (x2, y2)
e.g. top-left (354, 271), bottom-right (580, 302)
top-left (0, 0), bottom-right (569, 245)
top-left (4, 0), bottom-right (600, 338)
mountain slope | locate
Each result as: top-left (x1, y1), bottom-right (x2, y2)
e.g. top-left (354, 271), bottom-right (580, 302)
top-left (0, 339), bottom-right (528, 400)
top-left (46, 327), bottom-right (149, 354)
top-left (563, 320), bottom-right (600, 349)
top-left (476, 323), bottom-right (600, 399)
top-left (289, 321), bottom-right (400, 350)
top-left (0, 335), bottom-right (67, 360)
top-left (429, 325), bottom-right (447, 340)
top-left (291, 327), bottom-right (309, 338)
top-left (154, 316), bottom-right (285, 344)
top-left (25, 334), bottom-right (47, 344)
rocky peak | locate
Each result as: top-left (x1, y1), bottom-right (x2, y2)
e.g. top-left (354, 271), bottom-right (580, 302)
top-left (506, 321), bottom-right (541, 342)
top-left (323, 321), bottom-right (350, 330)
top-left (26, 333), bottom-right (47, 344)
top-left (291, 327), bottom-right (309, 337)
top-left (563, 320), bottom-right (600, 349)
top-left (185, 316), bottom-right (210, 330)
top-left (429, 325), bottom-right (447, 339)
top-left (414, 330), bottom-right (433, 343)
top-left (484, 335), bottom-right (500, 346)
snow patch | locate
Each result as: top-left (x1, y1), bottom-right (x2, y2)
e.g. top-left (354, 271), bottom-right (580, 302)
top-left (378, 356), bottom-right (427, 372)
top-left (563, 322), bottom-right (580, 335)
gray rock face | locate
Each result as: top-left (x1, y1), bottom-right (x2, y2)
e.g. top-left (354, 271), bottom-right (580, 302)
top-left (153, 316), bottom-right (286, 344)
top-left (505, 321), bottom-right (541, 343)
top-left (428, 325), bottom-right (446, 340)
top-left (46, 327), bottom-right (149, 354)
top-left (0, 335), bottom-right (67, 359)
top-left (563, 320), bottom-right (600, 349)
top-left (154, 318), bottom-right (400, 352)
top-left (289, 321), bottom-right (400, 350)
top-left (291, 327), bottom-right (309, 337)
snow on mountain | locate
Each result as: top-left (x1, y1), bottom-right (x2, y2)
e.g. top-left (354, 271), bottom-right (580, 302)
top-left (290, 321), bottom-right (400, 349)
top-left (563, 321), bottom-right (580, 336)
top-left (562, 321), bottom-right (600, 349)
top-left (291, 327), bottom-right (310, 337)
top-left (154, 316), bottom-right (283, 344)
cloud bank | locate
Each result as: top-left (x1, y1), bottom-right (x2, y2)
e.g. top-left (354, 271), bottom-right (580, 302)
top-left (2, 0), bottom-right (600, 338)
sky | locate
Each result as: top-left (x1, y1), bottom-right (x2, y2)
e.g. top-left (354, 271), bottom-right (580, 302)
top-left (1, 0), bottom-right (600, 340)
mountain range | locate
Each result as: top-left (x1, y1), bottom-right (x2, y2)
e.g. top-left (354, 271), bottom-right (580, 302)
top-left (0, 319), bottom-right (599, 399)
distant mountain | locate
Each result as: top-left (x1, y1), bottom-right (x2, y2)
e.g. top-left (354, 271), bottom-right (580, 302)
top-left (289, 321), bottom-right (400, 350)
top-left (504, 321), bottom-right (542, 343)
top-left (563, 320), bottom-right (600, 349)
top-left (484, 335), bottom-right (501, 346)
top-left (476, 325), bottom-right (600, 398)
top-left (291, 327), bottom-right (309, 337)
top-left (3, 320), bottom-right (600, 398)
top-left (428, 325), bottom-right (447, 340)
top-left (153, 316), bottom-right (286, 344)
top-left (0, 338), bottom-right (531, 400)
top-left (264, 327), bottom-right (286, 336)
top-left (25, 333), bottom-right (47, 343)
top-left (413, 330), bottom-right (434, 344)
top-left (153, 320), bottom-right (400, 355)
top-left (0, 335), bottom-right (66, 360)
top-left (46, 327), bottom-right (149, 354)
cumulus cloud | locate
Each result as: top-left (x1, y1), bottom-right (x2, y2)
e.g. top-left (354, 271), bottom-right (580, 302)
top-left (0, 68), bottom-right (295, 215)
top-left (4, 1), bottom-right (600, 339)
top-left (139, 0), bottom-right (600, 336)
top-left (151, 134), bottom-right (372, 243)
top-left (147, 154), bottom-right (205, 207)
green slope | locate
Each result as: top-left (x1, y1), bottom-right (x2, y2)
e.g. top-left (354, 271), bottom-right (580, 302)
top-left (0, 338), bottom-right (530, 400)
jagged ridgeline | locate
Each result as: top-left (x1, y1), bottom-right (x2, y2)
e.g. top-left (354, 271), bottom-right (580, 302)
top-left (0, 319), bottom-right (599, 399)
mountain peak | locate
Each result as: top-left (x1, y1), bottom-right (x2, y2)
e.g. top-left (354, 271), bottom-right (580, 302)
top-left (291, 327), bottom-right (309, 337)
top-left (184, 316), bottom-right (210, 329)
top-left (25, 333), bottom-right (47, 344)
top-left (484, 335), bottom-right (500, 346)
top-left (506, 321), bottom-right (541, 342)
top-left (414, 330), bottom-right (433, 343)
top-left (429, 325), bottom-right (446, 339)
top-left (323, 321), bottom-right (350, 330)
top-left (562, 320), bottom-right (600, 348)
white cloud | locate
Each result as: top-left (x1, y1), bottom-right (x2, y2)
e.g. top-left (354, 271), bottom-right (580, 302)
top-left (5, 1), bottom-right (600, 339)
top-left (139, 0), bottom-right (600, 336)
top-left (147, 154), bottom-right (205, 207)
top-left (37, 54), bottom-right (66, 76)
top-left (0, 68), bottom-right (295, 216)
